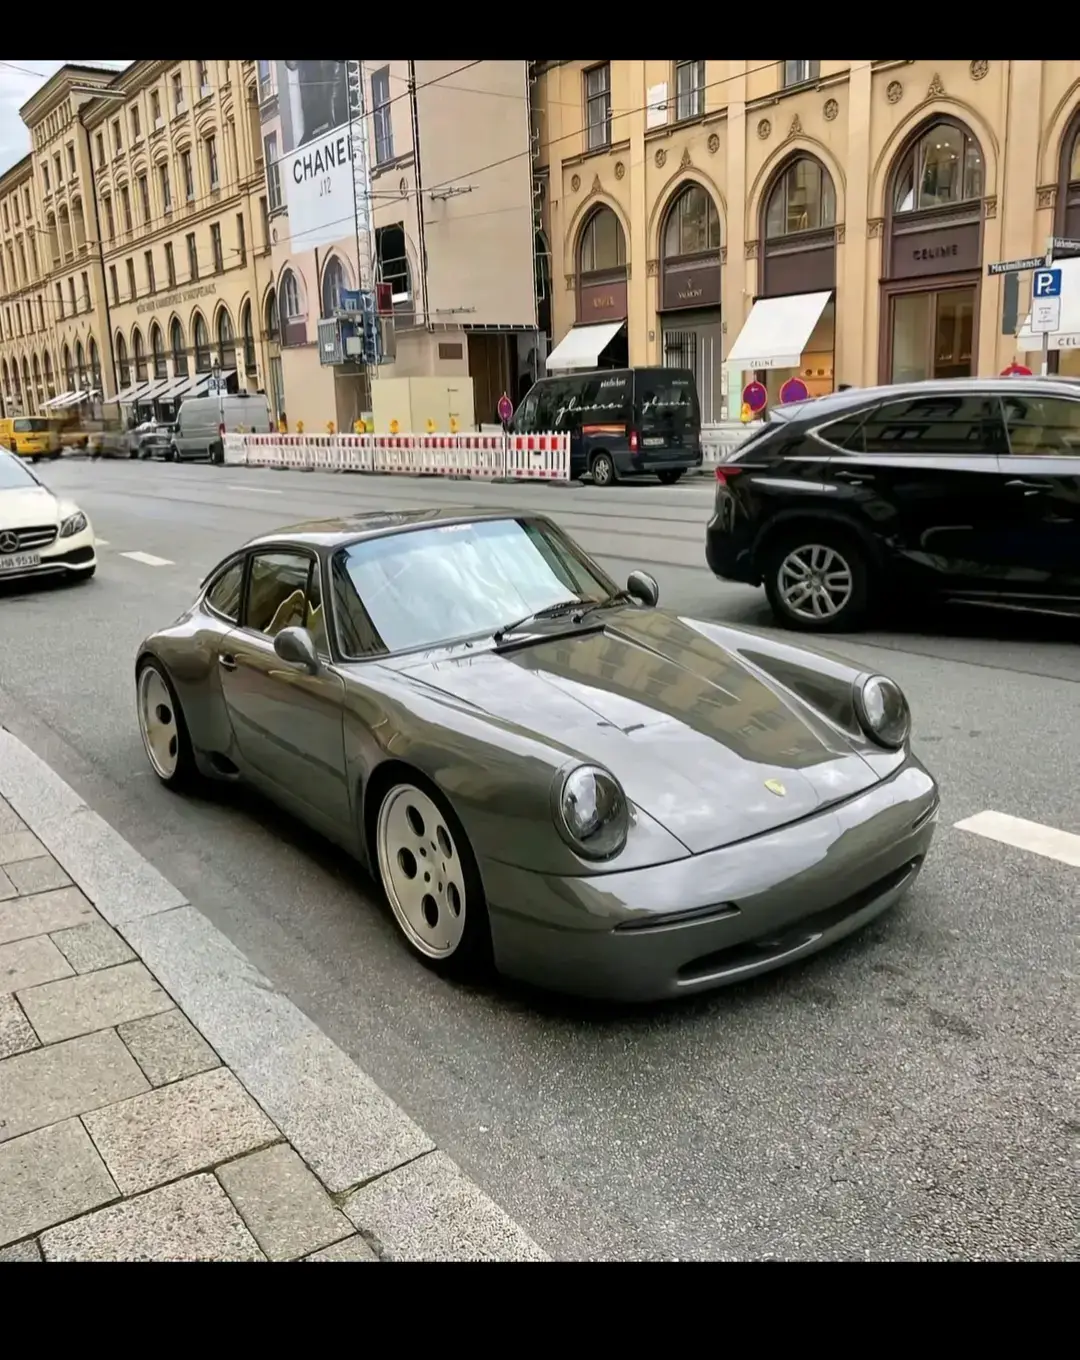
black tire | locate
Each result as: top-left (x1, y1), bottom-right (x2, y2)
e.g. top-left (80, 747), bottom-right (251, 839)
top-left (210, 440), bottom-right (224, 465)
top-left (657, 469), bottom-right (683, 485)
top-left (167, 444), bottom-right (179, 463)
top-left (369, 769), bottom-right (494, 982)
top-left (761, 524), bottom-right (872, 633)
top-left (590, 451), bottom-right (617, 487)
top-left (135, 656), bottom-right (199, 790)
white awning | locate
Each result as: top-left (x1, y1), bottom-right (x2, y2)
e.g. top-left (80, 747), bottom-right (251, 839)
top-left (114, 380), bottom-right (155, 405)
top-left (545, 321), bottom-right (625, 373)
top-left (41, 391), bottom-right (75, 410)
top-left (725, 291), bottom-right (833, 371)
top-left (1017, 256), bottom-right (1080, 352)
top-left (133, 377), bottom-right (171, 403)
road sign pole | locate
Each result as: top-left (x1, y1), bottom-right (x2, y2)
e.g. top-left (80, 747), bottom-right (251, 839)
top-left (1042, 238), bottom-right (1054, 377)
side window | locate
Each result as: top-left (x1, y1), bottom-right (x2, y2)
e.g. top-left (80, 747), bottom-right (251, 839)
top-left (815, 409), bottom-right (874, 454)
top-left (1002, 395), bottom-right (1080, 457)
top-left (858, 396), bottom-right (1005, 456)
top-left (205, 558), bottom-right (244, 622)
top-left (545, 380), bottom-right (579, 431)
top-left (515, 387), bottom-right (543, 432)
top-left (245, 551), bottom-right (317, 639)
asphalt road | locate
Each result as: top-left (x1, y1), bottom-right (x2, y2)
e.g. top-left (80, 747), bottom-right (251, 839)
top-left (1, 457), bottom-right (1077, 1261)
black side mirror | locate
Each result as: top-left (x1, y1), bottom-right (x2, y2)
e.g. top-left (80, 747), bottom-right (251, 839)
top-left (273, 626), bottom-right (319, 673)
top-left (626, 570), bottom-right (659, 608)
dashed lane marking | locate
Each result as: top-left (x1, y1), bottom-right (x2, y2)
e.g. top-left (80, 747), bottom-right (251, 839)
top-left (120, 551), bottom-right (175, 567)
top-left (954, 810), bottom-right (1080, 869)
top-left (227, 485), bottom-right (282, 494)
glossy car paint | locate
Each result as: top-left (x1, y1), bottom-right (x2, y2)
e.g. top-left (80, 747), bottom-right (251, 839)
top-left (705, 376), bottom-right (1080, 620)
top-left (0, 453), bottom-right (96, 583)
top-left (137, 508), bottom-right (939, 1002)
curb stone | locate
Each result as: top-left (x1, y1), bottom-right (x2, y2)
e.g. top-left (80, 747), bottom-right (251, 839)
top-left (0, 727), bottom-right (548, 1263)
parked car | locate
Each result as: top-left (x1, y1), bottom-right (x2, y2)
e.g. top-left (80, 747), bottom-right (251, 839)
top-left (0, 417), bottom-right (61, 461)
top-left (137, 421), bottom-right (177, 460)
top-left (170, 392), bottom-right (273, 464)
top-left (134, 507), bottom-right (937, 1003)
top-left (513, 366), bottom-right (703, 485)
top-left (0, 446), bottom-right (96, 584)
top-left (705, 376), bottom-right (1080, 632)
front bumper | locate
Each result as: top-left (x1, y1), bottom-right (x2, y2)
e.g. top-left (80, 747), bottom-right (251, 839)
top-left (481, 757), bottom-right (939, 1002)
top-left (0, 526), bottom-right (96, 583)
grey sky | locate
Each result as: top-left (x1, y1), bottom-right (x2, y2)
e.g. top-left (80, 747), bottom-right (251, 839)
top-left (0, 59), bottom-right (129, 174)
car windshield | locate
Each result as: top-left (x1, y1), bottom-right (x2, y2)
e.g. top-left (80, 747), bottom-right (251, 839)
top-left (332, 517), bottom-right (613, 655)
top-left (13, 418), bottom-right (48, 433)
top-left (0, 452), bottom-right (40, 490)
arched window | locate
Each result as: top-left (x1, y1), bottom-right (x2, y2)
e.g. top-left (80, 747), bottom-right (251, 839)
top-left (12, 360), bottom-right (22, 397)
top-left (765, 157), bottom-right (836, 238)
top-left (1, 359), bottom-right (9, 398)
top-left (321, 255), bottom-right (349, 316)
top-left (58, 204), bottom-right (73, 259)
top-left (43, 350), bottom-right (55, 398)
top-left (89, 337), bottom-right (102, 392)
top-left (32, 353), bottom-right (41, 395)
top-left (71, 197), bottom-right (87, 249)
top-left (170, 319), bottom-right (188, 377)
top-left (663, 184), bottom-right (721, 259)
top-left (75, 340), bottom-right (86, 389)
top-left (578, 207), bottom-right (626, 274)
top-left (280, 269), bottom-right (301, 318)
top-left (893, 121), bottom-right (983, 214)
top-left (217, 308), bottom-right (236, 370)
top-left (116, 333), bottom-right (130, 388)
top-left (193, 313), bottom-right (211, 371)
top-left (241, 300), bottom-right (256, 371)
top-left (133, 329), bottom-right (147, 381)
top-left (45, 213), bottom-right (60, 267)
top-left (265, 287), bottom-right (280, 341)
top-left (22, 358), bottom-right (33, 412)
top-left (150, 325), bottom-right (166, 378)
top-left (63, 343), bottom-right (74, 390)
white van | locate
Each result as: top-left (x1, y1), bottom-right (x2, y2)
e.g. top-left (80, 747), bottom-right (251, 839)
top-left (169, 392), bottom-right (273, 463)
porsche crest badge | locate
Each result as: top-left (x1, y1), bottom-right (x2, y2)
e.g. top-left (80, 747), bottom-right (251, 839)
top-left (764, 779), bottom-right (787, 797)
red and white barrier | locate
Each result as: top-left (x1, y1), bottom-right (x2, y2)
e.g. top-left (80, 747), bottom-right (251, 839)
top-left (223, 431), bottom-right (570, 482)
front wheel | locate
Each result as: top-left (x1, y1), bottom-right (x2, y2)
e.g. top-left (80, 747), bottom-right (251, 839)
top-left (762, 528), bottom-right (872, 633)
top-left (590, 451), bottom-right (616, 487)
top-left (136, 659), bottom-right (199, 789)
top-left (657, 469), bottom-right (683, 485)
top-left (167, 444), bottom-right (179, 463)
top-left (374, 777), bottom-right (492, 979)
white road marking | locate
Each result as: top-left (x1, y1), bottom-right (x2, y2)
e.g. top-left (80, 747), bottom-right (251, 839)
top-left (95, 538), bottom-right (109, 546)
top-left (121, 551), bottom-right (175, 567)
top-left (954, 810), bottom-right (1080, 869)
top-left (227, 485), bottom-right (281, 494)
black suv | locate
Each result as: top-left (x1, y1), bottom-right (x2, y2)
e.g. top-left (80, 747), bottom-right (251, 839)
top-left (705, 377), bottom-right (1080, 632)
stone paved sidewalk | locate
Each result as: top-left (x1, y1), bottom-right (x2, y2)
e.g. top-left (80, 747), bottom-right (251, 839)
top-left (0, 733), bottom-right (547, 1263)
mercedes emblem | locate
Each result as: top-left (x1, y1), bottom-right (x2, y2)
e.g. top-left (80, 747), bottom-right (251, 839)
top-left (0, 531), bottom-right (19, 554)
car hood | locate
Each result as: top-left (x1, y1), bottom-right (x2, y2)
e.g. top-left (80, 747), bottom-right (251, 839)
top-left (395, 609), bottom-right (881, 855)
top-left (0, 485), bottom-right (62, 529)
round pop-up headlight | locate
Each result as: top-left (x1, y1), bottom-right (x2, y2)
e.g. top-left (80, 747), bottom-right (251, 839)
top-left (553, 763), bottom-right (630, 860)
top-left (853, 674), bottom-right (910, 749)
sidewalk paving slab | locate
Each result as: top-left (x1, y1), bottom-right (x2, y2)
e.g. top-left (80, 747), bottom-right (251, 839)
top-left (0, 725), bottom-right (549, 1262)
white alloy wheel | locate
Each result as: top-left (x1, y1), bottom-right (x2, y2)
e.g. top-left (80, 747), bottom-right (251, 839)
top-left (376, 784), bottom-right (467, 959)
top-left (778, 543), bottom-right (854, 621)
top-left (138, 665), bottom-right (180, 780)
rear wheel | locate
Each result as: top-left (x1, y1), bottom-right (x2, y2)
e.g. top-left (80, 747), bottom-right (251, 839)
top-left (136, 658), bottom-right (198, 789)
top-left (761, 526), bottom-right (872, 633)
top-left (167, 444), bottom-right (179, 463)
top-left (657, 469), bottom-right (683, 485)
top-left (373, 776), bottom-right (493, 979)
top-left (590, 451), bottom-right (616, 487)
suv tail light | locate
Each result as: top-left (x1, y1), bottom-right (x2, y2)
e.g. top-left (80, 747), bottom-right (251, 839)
top-left (218, 422), bottom-right (225, 439)
top-left (714, 464), bottom-right (744, 485)
top-left (628, 430), bottom-right (639, 453)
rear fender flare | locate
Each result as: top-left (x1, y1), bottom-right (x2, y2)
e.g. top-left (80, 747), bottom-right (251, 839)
top-left (752, 509), bottom-right (886, 576)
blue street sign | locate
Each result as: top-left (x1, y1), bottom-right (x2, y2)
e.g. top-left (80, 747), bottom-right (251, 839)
top-left (1033, 268), bottom-right (1062, 299)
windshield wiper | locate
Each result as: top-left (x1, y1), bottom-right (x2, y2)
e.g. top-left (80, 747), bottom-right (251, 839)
top-left (570, 590), bottom-right (636, 623)
top-left (493, 600), bottom-right (584, 643)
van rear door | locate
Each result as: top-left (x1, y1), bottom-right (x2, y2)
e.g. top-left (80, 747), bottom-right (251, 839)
top-left (634, 369), bottom-right (701, 463)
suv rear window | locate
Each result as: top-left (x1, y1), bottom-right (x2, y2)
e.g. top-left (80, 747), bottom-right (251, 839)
top-left (636, 371), bottom-right (698, 425)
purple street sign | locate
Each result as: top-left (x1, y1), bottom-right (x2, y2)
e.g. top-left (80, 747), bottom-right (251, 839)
top-left (779, 377), bottom-right (809, 404)
top-left (497, 393), bottom-right (514, 424)
top-left (742, 381), bottom-right (767, 414)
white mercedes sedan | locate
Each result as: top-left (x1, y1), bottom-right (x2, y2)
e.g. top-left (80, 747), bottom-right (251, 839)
top-left (0, 448), bottom-right (96, 585)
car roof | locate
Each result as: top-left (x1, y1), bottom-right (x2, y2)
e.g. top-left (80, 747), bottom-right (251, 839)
top-left (772, 374), bottom-right (1080, 423)
top-left (241, 506), bottom-right (551, 551)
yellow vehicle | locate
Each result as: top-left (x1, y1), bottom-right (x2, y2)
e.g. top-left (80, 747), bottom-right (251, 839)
top-left (0, 416), bottom-right (61, 460)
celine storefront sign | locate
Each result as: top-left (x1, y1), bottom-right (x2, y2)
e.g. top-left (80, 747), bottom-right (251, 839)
top-left (890, 220), bottom-right (980, 279)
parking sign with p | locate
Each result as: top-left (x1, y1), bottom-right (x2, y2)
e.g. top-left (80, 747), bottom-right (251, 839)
top-left (1033, 268), bottom-right (1062, 298)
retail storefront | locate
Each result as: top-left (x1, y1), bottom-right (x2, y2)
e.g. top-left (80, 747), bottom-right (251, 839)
top-left (725, 156), bottom-right (838, 414)
top-left (879, 119), bottom-right (984, 384)
top-left (657, 185), bottom-right (724, 422)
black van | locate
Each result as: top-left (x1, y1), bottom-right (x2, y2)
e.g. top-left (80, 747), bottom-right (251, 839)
top-left (512, 367), bottom-right (703, 485)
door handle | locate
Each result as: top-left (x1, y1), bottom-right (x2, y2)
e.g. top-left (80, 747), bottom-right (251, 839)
top-left (1005, 478), bottom-right (1052, 491)
top-left (833, 469), bottom-right (871, 484)
top-left (218, 654), bottom-right (238, 672)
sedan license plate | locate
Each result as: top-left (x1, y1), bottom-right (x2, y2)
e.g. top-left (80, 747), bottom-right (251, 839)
top-left (0, 551), bottom-right (40, 572)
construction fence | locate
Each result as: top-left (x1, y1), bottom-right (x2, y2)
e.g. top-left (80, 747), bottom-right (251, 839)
top-left (223, 431), bottom-right (571, 482)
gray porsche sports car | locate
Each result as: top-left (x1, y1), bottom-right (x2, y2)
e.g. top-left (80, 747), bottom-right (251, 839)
top-left (134, 508), bottom-right (939, 1002)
